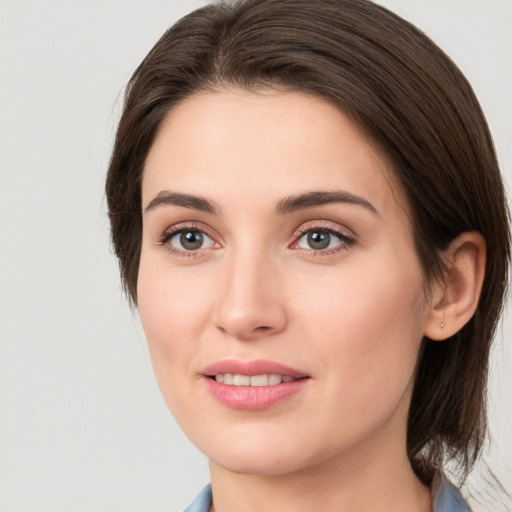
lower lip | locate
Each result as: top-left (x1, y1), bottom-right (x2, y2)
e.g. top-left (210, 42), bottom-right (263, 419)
top-left (204, 377), bottom-right (309, 410)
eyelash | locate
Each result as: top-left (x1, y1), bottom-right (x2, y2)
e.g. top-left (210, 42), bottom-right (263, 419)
top-left (158, 222), bottom-right (217, 258)
top-left (158, 222), bottom-right (356, 258)
top-left (292, 223), bottom-right (356, 256)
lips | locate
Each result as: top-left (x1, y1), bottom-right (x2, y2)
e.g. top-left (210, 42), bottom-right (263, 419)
top-left (202, 359), bottom-right (308, 378)
top-left (201, 359), bottom-right (310, 410)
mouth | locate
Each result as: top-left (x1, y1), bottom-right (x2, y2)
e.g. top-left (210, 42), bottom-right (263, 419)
top-left (201, 359), bottom-right (310, 410)
top-left (210, 374), bottom-right (300, 386)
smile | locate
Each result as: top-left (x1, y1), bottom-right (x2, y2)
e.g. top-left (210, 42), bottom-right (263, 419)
top-left (202, 360), bottom-right (310, 410)
top-left (213, 374), bottom-right (298, 386)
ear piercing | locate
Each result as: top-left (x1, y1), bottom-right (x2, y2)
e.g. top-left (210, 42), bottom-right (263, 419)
top-left (440, 310), bottom-right (445, 328)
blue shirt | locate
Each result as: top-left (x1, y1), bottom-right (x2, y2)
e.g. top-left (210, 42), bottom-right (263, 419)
top-left (182, 476), bottom-right (471, 512)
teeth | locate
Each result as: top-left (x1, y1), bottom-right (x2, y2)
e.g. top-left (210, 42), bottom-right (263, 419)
top-left (214, 374), bottom-right (297, 386)
top-left (234, 374), bottom-right (250, 386)
top-left (223, 374), bottom-right (234, 385)
top-left (250, 375), bottom-right (268, 386)
top-left (269, 374), bottom-right (282, 385)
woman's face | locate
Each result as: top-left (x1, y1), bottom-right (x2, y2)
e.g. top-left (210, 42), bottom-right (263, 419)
top-left (138, 89), bottom-right (432, 476)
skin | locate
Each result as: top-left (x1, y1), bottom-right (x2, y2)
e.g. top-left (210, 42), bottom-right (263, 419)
top-left (137, 89), bottom-right (484, 512)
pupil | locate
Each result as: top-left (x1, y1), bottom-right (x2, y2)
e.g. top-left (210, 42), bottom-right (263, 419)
top-left (308, 231), bottom-right (330, 250)
top-left (180, 231), bottom-right (203, 250)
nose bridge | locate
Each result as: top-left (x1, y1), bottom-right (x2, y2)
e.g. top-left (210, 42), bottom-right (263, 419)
top-left (214, 242), bottom-right (287, 339)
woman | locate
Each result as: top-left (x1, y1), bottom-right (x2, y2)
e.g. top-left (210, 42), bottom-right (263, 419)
top-left (106, 0), bottom-right (510, 510)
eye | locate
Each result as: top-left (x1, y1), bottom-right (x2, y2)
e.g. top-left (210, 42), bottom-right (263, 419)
top-left (166, 229), bottom-right (215, 251)
top-left (294, 227), bottom-right (354, 253)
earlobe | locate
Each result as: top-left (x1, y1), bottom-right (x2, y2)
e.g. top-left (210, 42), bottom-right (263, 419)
top-left (424, 232), bottom-right (486, 341)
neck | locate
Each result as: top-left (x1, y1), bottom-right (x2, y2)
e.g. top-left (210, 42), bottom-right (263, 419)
top-left (209, 450), bottom-right (430, 512)
top-left (208, 401), bottom-right (432, 512)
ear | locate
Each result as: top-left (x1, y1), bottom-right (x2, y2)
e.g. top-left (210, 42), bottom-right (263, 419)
top-left (424, 232), bottom-right (486, 341)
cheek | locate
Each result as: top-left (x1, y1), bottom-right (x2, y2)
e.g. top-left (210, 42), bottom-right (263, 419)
top-left (136, 255), bottom-right (215, 393)
top-left (292, 252), bottom-right (426, 394)
top-left (138, 252), bottom-right (213, 337)
top-left (280, 255), bottom-right (426, 453)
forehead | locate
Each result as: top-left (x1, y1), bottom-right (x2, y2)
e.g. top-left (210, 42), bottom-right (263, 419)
top-left (142, 88), bottom-right (408, 220)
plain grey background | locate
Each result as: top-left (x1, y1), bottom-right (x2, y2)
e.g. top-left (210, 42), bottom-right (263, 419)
top-left (0, 1), bottom-right (510, 511)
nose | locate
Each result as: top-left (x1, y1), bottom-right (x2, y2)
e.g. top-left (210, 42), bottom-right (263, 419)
top-left (213, 251), bottom-right (288, 341)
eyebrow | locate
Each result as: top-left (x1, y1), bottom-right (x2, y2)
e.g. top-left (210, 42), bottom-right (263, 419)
top-left (144, 191), bottom-right (220, 215)
top-left (276, 190), bottom-right (378, 216)
top-left (144, 189), bottom-right (377, 217)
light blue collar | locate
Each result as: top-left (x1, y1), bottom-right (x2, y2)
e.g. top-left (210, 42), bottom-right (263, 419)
top-left (183, 475), bottom-right (471, 512)
top-left (182, 484), bottom-right (212, 512)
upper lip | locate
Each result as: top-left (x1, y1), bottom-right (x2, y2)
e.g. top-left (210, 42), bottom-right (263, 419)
top-left (202, 359), bottom-right (309, 378)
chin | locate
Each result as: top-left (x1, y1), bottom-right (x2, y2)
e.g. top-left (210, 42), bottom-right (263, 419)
top-left (196, 427), bottom-right (342, 478)
top-left (209, 449), bottom-right (314, 477)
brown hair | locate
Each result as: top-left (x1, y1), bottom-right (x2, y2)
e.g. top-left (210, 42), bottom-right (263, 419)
top-left (106, 0), bottom-right (510, 484)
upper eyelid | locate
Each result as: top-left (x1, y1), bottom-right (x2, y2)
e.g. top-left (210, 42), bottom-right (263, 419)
top-left (160, 222), bottom-right (216, 241)
top-left (293, 220), bottom-right (356, 239)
